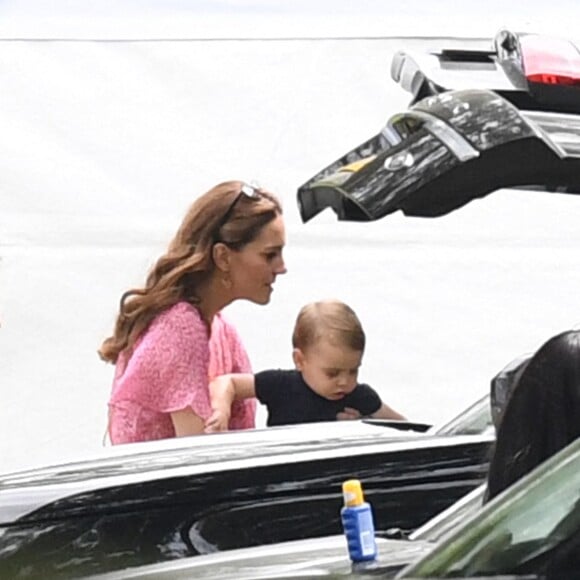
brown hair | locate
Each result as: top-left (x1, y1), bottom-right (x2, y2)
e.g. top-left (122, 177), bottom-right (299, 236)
top-left (292, 300), bottom-right (365, 352)
top-left (99, 180), bottom-right (282, 363)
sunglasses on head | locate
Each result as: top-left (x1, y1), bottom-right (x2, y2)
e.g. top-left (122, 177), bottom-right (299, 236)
top-left (214, 183), bottom-right (262, 240)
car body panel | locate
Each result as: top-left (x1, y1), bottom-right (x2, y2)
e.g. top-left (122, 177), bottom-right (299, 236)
top-left (78, 485), bottom-right (488, 579)
top-left (85, 535), bottom-right (433, 580)
top-left (0, 416), bottom-right (486, 522)
top-left (0, 420), bottom-right (493, 578)
top-left (83, 440), bottom-right (580, 580)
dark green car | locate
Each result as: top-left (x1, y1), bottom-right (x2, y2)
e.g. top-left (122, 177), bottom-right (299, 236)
top-left (398, 436), bottom-right (580, 578)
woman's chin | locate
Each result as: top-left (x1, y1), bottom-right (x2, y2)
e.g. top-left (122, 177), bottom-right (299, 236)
top-left (247, 292), bottom-right (271, 306)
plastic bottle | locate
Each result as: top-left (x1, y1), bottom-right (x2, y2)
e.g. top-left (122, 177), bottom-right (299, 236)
top-left (340, 479), bottom-right (378, 563)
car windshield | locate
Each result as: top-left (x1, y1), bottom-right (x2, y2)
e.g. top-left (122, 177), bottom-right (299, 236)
top-left (430, 393), bottom-right (494, 436)
top-left (409, 484), bottom-right (485, 543)
top-left (399, 437), bottom-right (580, 577)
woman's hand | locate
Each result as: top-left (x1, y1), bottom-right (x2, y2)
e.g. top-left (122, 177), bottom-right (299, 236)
top-left (207, 374), bottom-right (256, 434)
top-left (337, 407), bottom-right (362, 421)
top-left (207, 375), bottom-right (237, 433)
top-left (204, 408), bottom-right (231, 433)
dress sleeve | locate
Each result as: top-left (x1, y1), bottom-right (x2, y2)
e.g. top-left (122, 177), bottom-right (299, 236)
top-left (116, 304), bottom-right (212, 418)
top-left (348, 384), bottom-right (382, 416)
top-left (210, 313), bottom-right (256, 430)
top-left (225, 320), bottom-right (253, 374)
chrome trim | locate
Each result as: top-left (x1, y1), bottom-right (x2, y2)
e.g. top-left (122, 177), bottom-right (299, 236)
top-left (380, 123), bottom-right (403, 146)
top-left (390, 51), bottom-right (426, 96)
top-left (521, 110), bottom-right (580, 158)
top-left (390, 110), bottom-right (480, 162)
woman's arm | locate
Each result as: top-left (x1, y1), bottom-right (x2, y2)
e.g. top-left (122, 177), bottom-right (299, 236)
top-left (171, 408), bottom-right (206, 436)
top-left (205, 373), bottom-right (256, 432)
top-left (370, 403), bottom-right (406, 421)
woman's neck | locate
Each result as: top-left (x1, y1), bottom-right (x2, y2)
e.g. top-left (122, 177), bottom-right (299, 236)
top-left (195, 276), bottom-right (233, 326)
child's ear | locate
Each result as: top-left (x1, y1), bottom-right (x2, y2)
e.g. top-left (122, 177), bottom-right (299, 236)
top-left (292, 348), bottom-right (304, 371)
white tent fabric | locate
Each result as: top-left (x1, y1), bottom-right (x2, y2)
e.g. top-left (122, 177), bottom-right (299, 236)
top-left (2, 1), bottom-right (580, 473)
top-left (0, 0), bottom-right (579, 41)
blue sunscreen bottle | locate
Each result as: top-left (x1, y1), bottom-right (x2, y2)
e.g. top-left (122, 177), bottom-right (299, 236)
top-left (340, 479), bottom-right (378, 562)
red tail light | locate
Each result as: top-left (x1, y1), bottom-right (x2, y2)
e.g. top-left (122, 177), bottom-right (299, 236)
top-left (527, 73), bottom-right (580, 86)
top-left (521, 35), bottom-right (580, 86)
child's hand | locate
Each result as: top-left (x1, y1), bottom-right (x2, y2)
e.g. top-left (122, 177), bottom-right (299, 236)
top-left (204, 408), bottom-right (230, 433)
top-left (337, 407), bottom-right (362, 421)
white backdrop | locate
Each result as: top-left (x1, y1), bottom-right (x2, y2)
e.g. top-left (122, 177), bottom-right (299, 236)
top-left (2, 1), bottom-right (580, 474)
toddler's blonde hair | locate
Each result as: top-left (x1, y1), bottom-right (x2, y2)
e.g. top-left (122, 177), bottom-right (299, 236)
top-left (292, 299), bottom-right (365, 352)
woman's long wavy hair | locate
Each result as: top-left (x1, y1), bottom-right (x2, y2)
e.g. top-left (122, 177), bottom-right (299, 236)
top-left (486, 330), bottom-right (580, 501)
top-left (99, 180), bottom-right (282, 364)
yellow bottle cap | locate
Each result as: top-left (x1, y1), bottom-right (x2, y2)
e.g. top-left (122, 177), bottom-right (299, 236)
top-left (342, 479), bottom-right (364, 507)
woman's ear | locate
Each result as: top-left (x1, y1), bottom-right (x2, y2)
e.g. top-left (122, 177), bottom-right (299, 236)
top-left (292, 348), bottom-right (304, 371)
top-left (212, 242), bottom-right (231, 273)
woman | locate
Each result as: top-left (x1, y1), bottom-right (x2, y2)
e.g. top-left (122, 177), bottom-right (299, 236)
top-left (486, 330), bottom-right (580, 501)
top-left (99, 180), bottom-right (287, 444)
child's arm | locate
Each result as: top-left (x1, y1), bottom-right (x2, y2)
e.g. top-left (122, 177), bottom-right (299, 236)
top-left (340, 384), bottom-right (407, 421)
top-left (370, 402), bottom-right (406, 421)
top-left (205, 373), bottom-right (256, 433)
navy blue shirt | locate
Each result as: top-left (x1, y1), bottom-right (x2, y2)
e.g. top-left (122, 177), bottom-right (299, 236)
top-left (254, 369), bottom-right (382, 426)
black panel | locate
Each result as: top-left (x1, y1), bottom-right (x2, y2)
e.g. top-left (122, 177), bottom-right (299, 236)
top-left (0, 440), bottom-right (491, 578)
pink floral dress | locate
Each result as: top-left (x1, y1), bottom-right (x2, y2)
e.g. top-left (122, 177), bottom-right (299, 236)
top-left (108, 301), bottom-right (256, 444)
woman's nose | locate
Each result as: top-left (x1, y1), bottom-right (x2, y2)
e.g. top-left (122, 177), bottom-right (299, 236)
top-left (275, 258), bottom-right (287, 275)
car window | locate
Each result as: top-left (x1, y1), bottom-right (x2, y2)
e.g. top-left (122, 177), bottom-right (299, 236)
top-left (398, 438), bottom-right (580, 577)
top-left (431, 394), bottom-right (493, 436)
top-left (409, 484), bottom-right (485, 543)
top-left (389, 114), bottom-right (425, 139)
